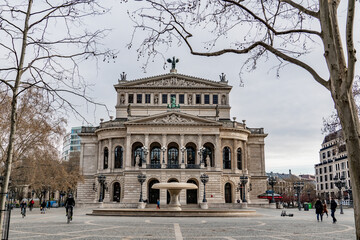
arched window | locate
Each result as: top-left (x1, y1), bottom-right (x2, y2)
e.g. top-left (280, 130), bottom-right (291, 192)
top-left (237, 148), bottom-right (242, 170)
top-left (168, 147), bottom-right (179, 166)
top-left (151, 147), bottom-right (161, 165)
top-left (186, 146), bottom-right (195, 165)
top-left (114, 146), bottom-right (123, 169)
top-left (103, 147), bottom-right (109, 169)
top-left (223, 147), bottom-right (231, 169)
top-left (113, 182), bottom-right (121, 202)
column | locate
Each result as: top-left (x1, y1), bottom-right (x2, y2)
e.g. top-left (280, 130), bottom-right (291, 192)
top-left (180, 134), bottom-right (185, 168)
top-left (233, 139), bottom-right (238, 173)
top-left (197, 134), bottom-right (203, 167)
top-left (109, 138), bottom-right (113, 172)
top-left (144, 134), bottom-right (149, 168)
top-left (125, 134), bottom-right (132, 169)
top-left (161, 134), bottom-right (167, 168)
top-left (215, 135), bottom-right (221, 170)
top-left (98, 141), bottom-right (102, 171)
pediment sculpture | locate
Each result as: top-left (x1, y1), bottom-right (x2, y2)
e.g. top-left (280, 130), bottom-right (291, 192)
top-left (152, 114), bottom-right (195, 124)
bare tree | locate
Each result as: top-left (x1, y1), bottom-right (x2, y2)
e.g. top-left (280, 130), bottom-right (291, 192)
top-left (128, 0), bottom-right (360, 237)
top-left (0, 0), bottom-right (114, 233)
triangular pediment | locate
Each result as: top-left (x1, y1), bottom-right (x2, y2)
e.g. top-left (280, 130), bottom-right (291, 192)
top-left (125, 111), bottom-right (222, 126)
top-left (114, 73), bottom-right (231, 89)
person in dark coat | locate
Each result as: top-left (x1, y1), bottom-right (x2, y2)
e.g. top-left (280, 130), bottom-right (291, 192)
top-left (330, 198), bottom-right (337, 223)
top-left (315, 198), bottom-right (323, 222)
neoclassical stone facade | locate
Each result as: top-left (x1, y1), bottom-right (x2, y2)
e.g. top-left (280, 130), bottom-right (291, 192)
top-left (77, 69), bottom-right (268, 207)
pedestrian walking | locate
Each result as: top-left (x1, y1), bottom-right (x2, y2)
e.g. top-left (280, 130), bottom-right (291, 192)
top-left (40, 201), bottom-right (46, 214)
top-left (315, 198), bottom-right (323, 222)
top-left (156, 199), bottom-right (160, 209)
top-left (322, 201), bottom-right (328, 217)
top-left (330, 198), bottom-right (337, 223)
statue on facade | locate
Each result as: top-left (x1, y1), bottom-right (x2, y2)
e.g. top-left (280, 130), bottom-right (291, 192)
top-left (120, 95), bottom-right (125, 104)
top-left (205, 154), bottom-right (210, 167)
top-left (221, 95), bottom-right (226, 105)
top-left (135, 154), bottom-right (140, 166)
top-left (188, 95), bottom-right (192, 105)
top-left (154, 95), bottom-right (159, 104)
top-left (167, 96), bottom-right (180, 109)
top-left (215, 104), bottom-right (219, 117)
top-left (127, 104), bottom-right (131, 116)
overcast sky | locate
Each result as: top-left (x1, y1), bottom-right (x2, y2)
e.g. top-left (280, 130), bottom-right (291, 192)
top-left (60, 1), bottom-right (358, 175)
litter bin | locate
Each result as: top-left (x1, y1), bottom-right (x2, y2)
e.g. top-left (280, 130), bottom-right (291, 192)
top-left (304, 203), bottom-right (309, 211)
top-left (308, 203), bottom-right (312, 209)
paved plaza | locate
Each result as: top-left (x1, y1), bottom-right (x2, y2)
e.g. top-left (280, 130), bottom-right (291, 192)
top-left (8, 207), bottom-right (356, 240)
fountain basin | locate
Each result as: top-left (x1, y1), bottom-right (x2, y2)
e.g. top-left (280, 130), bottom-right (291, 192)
top-left (152, 183), bottom-right (197, 211)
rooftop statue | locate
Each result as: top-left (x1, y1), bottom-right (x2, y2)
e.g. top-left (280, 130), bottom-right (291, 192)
top-left (167, 56), bottom-right (179, 70)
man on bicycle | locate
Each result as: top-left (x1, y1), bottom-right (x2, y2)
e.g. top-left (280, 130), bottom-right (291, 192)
top-left (20, 200), bottom-right (27, 217)
top-left (64, 194), bottom-right (75, 217)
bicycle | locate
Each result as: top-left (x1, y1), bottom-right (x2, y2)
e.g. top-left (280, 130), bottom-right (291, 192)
top-left (66, 205), bottom-right (73, 224)
top-left (21, 207), bottom-right (26, 218)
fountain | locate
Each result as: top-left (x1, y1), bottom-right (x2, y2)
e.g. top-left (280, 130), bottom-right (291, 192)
top-left (152, 182), bottom-right (198, 211)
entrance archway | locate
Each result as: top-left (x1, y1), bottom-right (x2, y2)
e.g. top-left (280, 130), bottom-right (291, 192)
top-left (225, 182), bottom-right (232, 203)
top-left (148, 179), bottom-right (160, 204)
top-left (186, 179), bottom-right (198, 204)
top-left (167, 178), bottom-right (179, 204)
top-left (113, 182), bottom-right (121, 202)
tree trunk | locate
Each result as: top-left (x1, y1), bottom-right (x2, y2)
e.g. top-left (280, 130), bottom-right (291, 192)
top-left (332, 90), bottom-right (360, 239)
top-left (0, 0), bottom-right (32, 235)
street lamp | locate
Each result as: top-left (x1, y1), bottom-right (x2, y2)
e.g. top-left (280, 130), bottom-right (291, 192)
top-left (200, 173), bottom-right (209, 202)
top-left (334, 175), bottom-right (346, 214)
top-left (293, 182), bottom-right (304, 211)
top-left (268, 172), bottom-right (277, 204)
top-left (239, 174), bottom-right (248, 203)
top-left (161, 146), bottom-right (167, 164)
top-left (137, 173), bottom-right (147, 202)
top-left (98, 175), bottom-right (106, 202)
top-left (345, 187), bottom-right (353, 208)
top-left (180, 146), bottom-right (186, 164)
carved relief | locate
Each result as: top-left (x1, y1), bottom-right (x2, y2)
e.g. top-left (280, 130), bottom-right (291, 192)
top-left (138, 78), bottom-right (209, 87)
top-left (152, 114), bottom-right (194, 124)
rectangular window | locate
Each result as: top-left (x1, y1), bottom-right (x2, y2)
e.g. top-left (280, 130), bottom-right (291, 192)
top-left (316, 177), bottom-right (318, 182)
top-left (137, 94), bottom-right (142, 103)
top-left (325, 175), bottom-right (328, 181)
top-left (330, 174), bottom-right (333, 180)
top-left (321, 184), bottom-right (323, 190)
top-left (128, 94), bottom-right (134, 104)
top-left (322, 153), bottom-right (325, 159)
top-left (316, 169), bottom-right (318, 175)
top-left (145, 94), bottom-right (151, 103)
top-left (213, 95), bottom-right (218, 104)
top-left (325, 183), bottom-right (328, 189)
top-left (324, 167), bottom-right (327, 173)
top-left (196, 94), bottom-right (201, 104)
top-left (162, 94), bottom-right (168, 104)
top-left (204, 94), bottom-right (210, 104)
top-left (179, 94), bottom-right (184, 104)
top-left (329, 165), bottom-right (332, 172)
top-left (327, 151), bottom-right (330, 157)
top-left (319, 168), bottom-right (322, 174)
top-left (341, 162), bottom-right (345, 169)
top-left (320, 176), bottom-right (323, 182)
top-left (330, 182), bottom-right (333, 189)
top-left (348, 171), bottom-right (350, 177)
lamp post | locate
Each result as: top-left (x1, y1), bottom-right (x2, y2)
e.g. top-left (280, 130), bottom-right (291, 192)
top-left (293, 182), bottom-right (304, 211)
top-left (137, 173), bottom-right (147, 202)
top-left (239, 174), bottom-right (248, 203)
top-left (200, 173), bottom-right (209, 202)
top-left (180, 146), bottom-right (186, 164)
top-left (98, 175), bottom-right (106, 202)
top-left (334, 175), bottom-right (346, 214)
top-left (161, 146), bottom-right (167, 164)
top-left (268, 172), bottom-right (277, 204)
